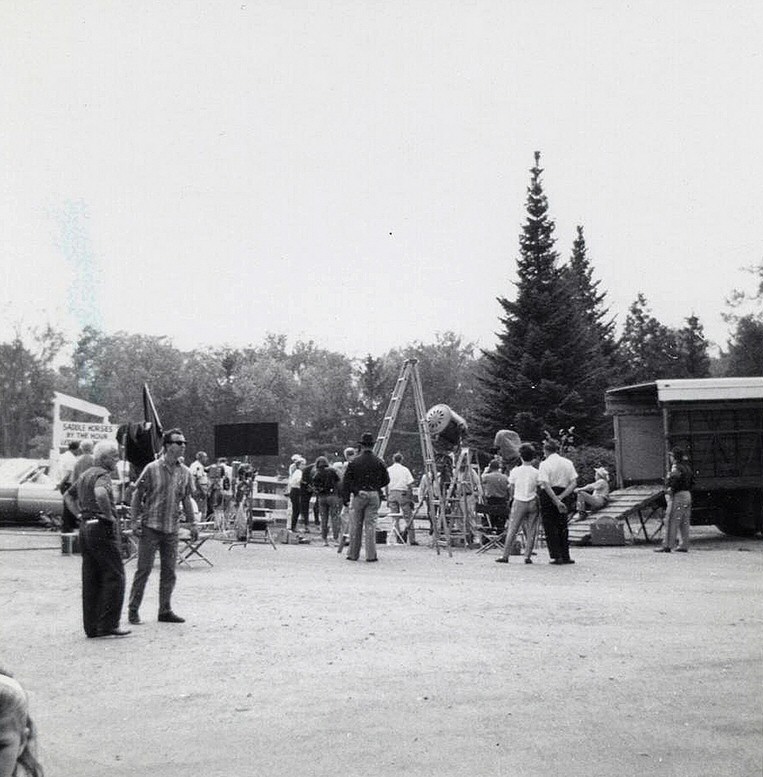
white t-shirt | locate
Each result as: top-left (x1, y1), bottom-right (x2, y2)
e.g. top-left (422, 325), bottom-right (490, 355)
top-left (387, 462), bottom-right (414, 491)
top-left (189, 460), bottom-right (209, 488)
top-left (288, 469), bottom-right (302, 490)
top-left (537, 453), bottom-right (577, 489)
top-left (58, 450), bottom-right (77, 483)
top-left (508, 464), bottom-right (540, 502)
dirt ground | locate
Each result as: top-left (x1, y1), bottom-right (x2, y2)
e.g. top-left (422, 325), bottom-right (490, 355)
top-left (1, 526), bottom-right (761, 777)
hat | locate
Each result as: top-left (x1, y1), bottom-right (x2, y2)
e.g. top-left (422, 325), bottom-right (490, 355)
top-left (594, 467), bottom-right (609, 479)
top-left (359, 432), bottom-right (375, 448)
top-left (291, 454), bottom-right (303, 462)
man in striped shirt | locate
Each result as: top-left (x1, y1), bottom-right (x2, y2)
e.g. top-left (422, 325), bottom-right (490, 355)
top-left (128, 428), bottom-right (196, 625)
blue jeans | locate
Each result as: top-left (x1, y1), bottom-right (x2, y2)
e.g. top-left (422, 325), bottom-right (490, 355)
top-left (318, 494), bottom-right (342, 541)
top-left (387, 489), bottom-right (415, 543)
top-left (500, 498), bottom-right (539, 561)
top-left (128, 526), bottom-right (178, 615)
top-left (663, 491), bottom-right (692, 550)
top-left (347, 491), bottom-right (380, 561)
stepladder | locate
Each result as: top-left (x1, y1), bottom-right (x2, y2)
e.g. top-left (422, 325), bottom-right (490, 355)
top-left (436, 446), bottom-right (484, 555)
top-left (374, 359), bottom-right (443, 554)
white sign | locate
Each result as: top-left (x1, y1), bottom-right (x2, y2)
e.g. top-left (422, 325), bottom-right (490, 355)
top-left (55, 420), bottom-right (120, 447)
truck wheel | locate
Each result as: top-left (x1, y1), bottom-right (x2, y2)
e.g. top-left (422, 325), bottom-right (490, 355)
top-left (715, 520), bottom-right (757, 538)
top-left (713, 489), bottom-right (762, 537)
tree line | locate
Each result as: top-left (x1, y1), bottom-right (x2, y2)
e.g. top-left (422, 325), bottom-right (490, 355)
top-left (1, 153), bottom-right (760, 475)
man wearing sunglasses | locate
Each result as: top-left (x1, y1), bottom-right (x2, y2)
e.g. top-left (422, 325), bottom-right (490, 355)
top-left (127, 428), bottom-right (197, 625)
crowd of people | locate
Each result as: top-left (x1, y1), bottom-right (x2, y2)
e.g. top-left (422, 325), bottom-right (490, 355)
top-left (51, 426), bottom-right (694, 647)
top-left (5, 425), bottom-right (695, 774)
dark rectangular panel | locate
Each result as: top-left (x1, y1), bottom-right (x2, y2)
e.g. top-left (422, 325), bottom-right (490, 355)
top-left (214, 423), bottom-right (279, 457)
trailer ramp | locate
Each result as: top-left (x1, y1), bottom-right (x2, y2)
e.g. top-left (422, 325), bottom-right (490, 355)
top-left (568, 484), bottom-right (665, 545)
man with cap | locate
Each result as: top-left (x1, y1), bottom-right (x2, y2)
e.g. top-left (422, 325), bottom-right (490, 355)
top-left (342, 432), bottom-right (390, 562)
top-left (537, 439), bottom-right (578, 565)
top-left (574, 466), bottom-right (610, 518)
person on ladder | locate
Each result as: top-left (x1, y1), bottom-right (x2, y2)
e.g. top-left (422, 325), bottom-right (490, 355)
top-left (386, 452), bottom-right (417, 545)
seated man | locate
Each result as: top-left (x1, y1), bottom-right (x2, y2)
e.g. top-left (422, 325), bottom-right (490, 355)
top-left (574, 467), bottom-right (610, 518)
top-left (480, 459), bottom-right (509, 532)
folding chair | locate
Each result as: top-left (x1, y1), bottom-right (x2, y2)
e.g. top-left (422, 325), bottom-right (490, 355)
top-left (177, 521), bottom-right (216, 567)
top-left (225, 508), bottom-right (277, 550)
top-left (474, 502), bottom-right (508, 555)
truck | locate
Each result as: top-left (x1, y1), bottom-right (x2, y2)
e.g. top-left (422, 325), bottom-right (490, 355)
top-left (605, 377), bottom-right (763, 537)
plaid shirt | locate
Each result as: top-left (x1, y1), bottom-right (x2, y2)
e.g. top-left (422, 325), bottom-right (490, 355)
top-left (133, 456), bottom-right (193, 534)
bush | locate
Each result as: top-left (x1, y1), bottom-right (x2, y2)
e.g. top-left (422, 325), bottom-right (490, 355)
top-left (566, 446), bottom-right (617, 488)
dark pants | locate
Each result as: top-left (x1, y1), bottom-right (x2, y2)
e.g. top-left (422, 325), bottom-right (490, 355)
top-left (289, 488), bottom-right (301, 531)
top-left (318, 494), bottom-right (342, 541)
top-left (79, 520), bottom-right (126, 637)
top-left (539, 487), bottom-right (573, 562)
top-left (299, 490), bottom-right (313, 529)
top-left (61, 485), bottom-right (79, 533)
top-left (128, 526), bottom-right (178, 616)
top-left (486, 496), bottom-right (509, 532)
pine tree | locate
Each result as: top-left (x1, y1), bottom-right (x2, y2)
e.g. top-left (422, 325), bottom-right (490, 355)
top-left (722, 261), bottom-right (763, 377)
top-left (564, 226), bottom-right (618, 360)
top-left (676, 314), bottom-right (711, 378)
top-left (619, 293), bottom-right (681, 382)
top-left (476, 152), bottom-right (607, 446)
top-left (725, 316), bottom-right (763, 376)
top-left (561, 225), bottom-right (618, 435)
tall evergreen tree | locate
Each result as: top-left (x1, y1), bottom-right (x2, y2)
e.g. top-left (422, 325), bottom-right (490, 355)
top-left (564, 226), bottom-right (618, 363)
top-left (676, 314), bottom-right (711, 378)
top-left (725, 316), bottom-right (763, 376)
top-left (722, 261), bottom-right (763, 377)
top-left (561, 225), bottom-right (619, 436)
top-left (476, 153), bottom-right (607, 446)
top-left (619, 293), bottom-right (681, 383)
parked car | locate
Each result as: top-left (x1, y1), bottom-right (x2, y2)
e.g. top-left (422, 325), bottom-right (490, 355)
top-left (0, 458), bottom-right (63, 526)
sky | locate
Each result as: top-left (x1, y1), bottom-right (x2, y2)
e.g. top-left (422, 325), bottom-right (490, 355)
top-left (1, 1), bottom-right (761, 361)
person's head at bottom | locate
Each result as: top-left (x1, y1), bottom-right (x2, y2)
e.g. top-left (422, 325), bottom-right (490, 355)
top-left (0, 669), bottom-right (43, 777)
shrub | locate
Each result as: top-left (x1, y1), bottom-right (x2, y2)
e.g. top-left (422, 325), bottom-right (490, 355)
top-left (566, 446), bottom-right (617, 488)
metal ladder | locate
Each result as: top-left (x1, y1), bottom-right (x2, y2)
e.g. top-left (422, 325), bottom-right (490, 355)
top-left (374, 359), bottom-right (443, 554)
top-left (438, 446), bottom-right (483, 553)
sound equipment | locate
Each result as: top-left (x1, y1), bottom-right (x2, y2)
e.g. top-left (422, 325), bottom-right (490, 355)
top-left (214, 423), bottom-right (279, 457)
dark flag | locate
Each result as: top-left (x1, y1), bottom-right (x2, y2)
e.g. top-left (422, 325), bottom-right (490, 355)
top-left (142, 383), bottom-right (164, 458)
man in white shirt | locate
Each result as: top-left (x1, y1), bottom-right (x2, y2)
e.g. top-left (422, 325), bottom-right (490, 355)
top-left (537, 439), bottom-right (578, 565)
top-left (189, 451), bottom-right (209, 513)
top-left (496, 443), bottom-right (540, 564)
top-left (57, 440), bottom-right (81, 532)
top-left (386, 452), bottom-right (416, 544)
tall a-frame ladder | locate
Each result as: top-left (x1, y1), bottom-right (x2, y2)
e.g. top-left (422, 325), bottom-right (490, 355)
top-left (373, 359), bottom-right (447, 554)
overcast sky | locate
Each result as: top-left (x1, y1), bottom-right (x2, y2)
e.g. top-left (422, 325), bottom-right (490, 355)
top-left (1, 1), bottom-right (761, 361)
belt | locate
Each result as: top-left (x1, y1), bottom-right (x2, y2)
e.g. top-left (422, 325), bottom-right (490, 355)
top-left (357, 489), bottom-right (377, 495)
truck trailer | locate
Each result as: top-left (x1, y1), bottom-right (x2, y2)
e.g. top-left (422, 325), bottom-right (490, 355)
top-left (605, 377), bottom-right (763, 537)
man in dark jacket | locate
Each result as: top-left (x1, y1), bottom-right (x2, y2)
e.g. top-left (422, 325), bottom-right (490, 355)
top-left (312, 456), bottom-right (341, 545)
top-left (342, 432), bottom-right (390, 562)
top-left (299, 459), bottom-right (317, 531)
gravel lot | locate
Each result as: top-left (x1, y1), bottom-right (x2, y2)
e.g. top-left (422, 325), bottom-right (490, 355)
top-left (1, 526), bottom-right (761, 777)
